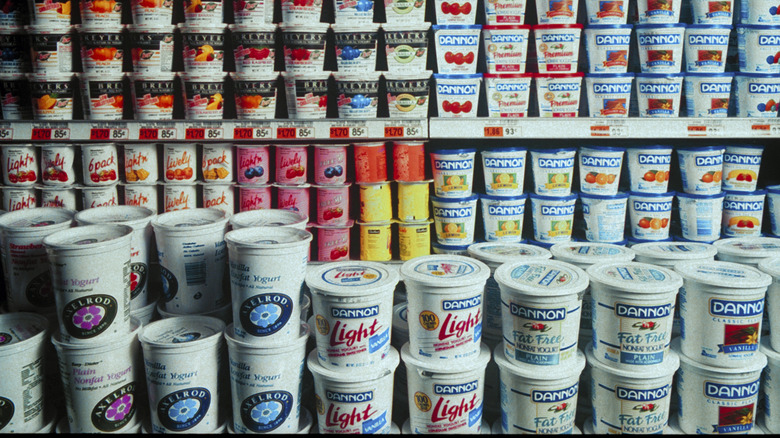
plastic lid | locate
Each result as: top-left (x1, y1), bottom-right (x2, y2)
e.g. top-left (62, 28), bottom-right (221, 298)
top-left (586, 342), bottom-right (680, 379)
top-left (493, 344), bottom-right (585, 380)
top-left (532, 24), bottom-right (584, 29)
top-left (529, 192), bottom-right (578, 202)
top-left (432, 242), bottom-right (472, 252)
top-left (401, 341), bottom-right (490, 373)
top-left (230, 71), bottom-right (280, 81)
top-left (636, 73), bottom-right (685, 79)
top-left (585, 24), bottom-right (633, 29)
top-left (227, 23), bottom-right (277, 32)
top-left (586, 262), bottom-right (683, 294)
top-left (675, 191), bottom-right (726, 200)
top-left (580, 145), bottom-right (626, 152)
top-left (382, 22), bottom-right (432, 31)
top-left (550, 242), bottom-right (636, 266)
top-left (635, 23), bottom-right (687, 28)
top-left (467, 242), bottom-right (552, 265)
top-left (768, 185), bottom-right (780, 195)
top-left (431, 194), bottom-right (480, 203)
top-left (0, 207), bottom-right (74, 231)
top-left (687, 24), bottom-right (732, 29)
top-left (676, 145), bottom-right (726, 152)
top-left (735, 72), bottom-right (780, 78)
top-left (393, 303), bottom-right (408, 330)
top-left (724, 189), bottom-right (767, 197)
top-left (229, 209), bottom-right (308, 228)
top-left (400, 255), bottom-right (490, 288)
top-left (578, 191), bottom-right (629, 200)
top-left (75, 205), bottom-right (155, 227)
top-left (480, 193), bottom-right (527, 202)
top-left (760, 337), bottom-right (780, 362)
top-left (673, 338), bottom-right (766, 374)
top-left (139, 315), bottom-right (225, 347)
top-left (630, 145), bottom-right (673, 150)
top-left (737, 24), bottom-right (780, 29)
top-left (483, 146), bottom-right (527, 153)
top-left (528, 239), bottom-right (555, 249)
top-left (307, 347), bottom-right (399, 382)
top-left (42, 223), bottom-right (132, 249)
top-left (0, 313), bottom-right (48, 351)
top-left (530, 147), bottom-right (577, 154)
top-left (713, 237), bottom-right (780, 258)
top-left (305, 261), bottom-right (399, 297)
top-left (432, 24), bottom-right (482, 30)
top-left (628, 191), bottom-right (675, 198)
top-left (494, 259), bottom-right (589, 297)
top-left (631, 241), bottom-right (718, 261)
top-left (759, 257), bottom-right (780, 279)
top-left (628, 236), bottom-right (672, 244)
top-left (672, 235), bottom-right (718, 245)
top-left (226, 226), bottom-right (311, 250)
top-left (383, 71), bottom-right (433, 81)
top-left (332, 23), bottom-right (380, 33)
top-left (585, 73), bottom-right (635, 78)
top-left (433, 73), bottom-right (483, 80)
top-left (431, 147), bottom-right (477, 155)
top-left (674, 260), bottom-right (771, 289)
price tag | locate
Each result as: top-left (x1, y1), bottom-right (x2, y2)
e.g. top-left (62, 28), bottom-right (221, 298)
top-left (687, 124), bottom-right (723, 137)
top-left (233, 127), bottom-right (271, 139)
top-left (484, 126), bottom-right (504, 137)
top-left (590, 124), bottom-right (627, 137)
top-left (90, 128), bottom-right (128, 140)
top-left (276, 126), bottom-right (313, 139)
top-left (0, 127), bottom-right (12, 140)
top-left (752, 124), bottom-right (780, 136)
top-left (31, 127), bottom-right (69, 140)
top-left (384, 126), bottom-right (404, 137)
top-left (329, 125), bottom-right (367, 139)
top-left (185, 127), bottom-right (223, 140)
top-left (138, 127), bottom-right (176, 140)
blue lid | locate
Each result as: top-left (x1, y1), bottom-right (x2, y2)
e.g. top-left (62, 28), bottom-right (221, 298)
top-left (673, 235), bottom-right (717, 244)
top-left (628, 236), bottom-right (673, 244)
top-left (628, 191), bottom-right (676, 197)
top-left (529, 192), bottom-right (578, 202)
top-left (685, 72), bottom-right (735, 78)
top-left (724, 189), bottom-right (768, 196)
top-left (737, 24), bottom-right (780, 29)
top-left (434, 73), bottom-right (483, 79)
top-left (726, 144), bottom-right (765, 150)
top-left (431, 148), bottom-right (477, 155)
top-left (484, 146), bottom-right (527, 153)
top-left (586, 24), bottom-right (632, 29)
top-left (431, 194), bottom-right (480, 203)
top-left (432, 242), bottom-right (472, 250)
top-left (530, 147), bottom-right (577, 154)
top-left (580, 145), bottom-right (626, 152)
top-left (767, 184), bottom-right (780, 194)
top-left (675, 191), bottom-right (726, 200)
top-left (579, 191), bottom-right (630, 200)
top-left (735, 72), bottom-right (780, 78)
top-left (528, 239), bottom-right (555, 249)
top-left (432, 24), bottom-right (482, 30)
top-left (586, 73), bottom-right (635, 78)
top-left (675, 145), bottom-right (725, 152)
top-left (636, 73), bottom-right (685, 79)
top-left (480, 193), bottom-right (528, 201)
top-left (687, 24), bottom-right (732, 30)
top-left (630, 145), bottom-right (673, 150)
top-left (635, 23), bottom-right (687, 29)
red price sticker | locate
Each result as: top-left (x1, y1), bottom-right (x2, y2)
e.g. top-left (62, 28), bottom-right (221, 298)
top-left (277, 127), bottom-right (297, 139)
top-left (234, 127), bottom-right (253, 139)
top-left (90, 128), bottom-right (111, 140)
top-left (752, 124), bottom-right (771, 134)
top-left (484, 126), bottom-right (504, 137)
top-left (31, 128), bottom-right (52, 140)
top-left (590, 125), bottom-right (610, 136)
top-left (185, 128), bottom-right (205, 140)
top-left (138, 128), bottom-right (159, 140)
top-left (329, 127), bottom-right (349, 138)
top-left (687, 125), bottom-right (707, 136)
top-left (384, 126), bottom-right (403, 137)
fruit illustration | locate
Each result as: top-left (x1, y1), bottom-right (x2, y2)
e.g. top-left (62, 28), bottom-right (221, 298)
top-left (285, 164), bottom-right (306, 180)
top-left (205, 93), bottom-right (223, 111)
top-left (443, 51), bottom-right (474, 65)
top-left (548, 403), bottom-right (569, 413)
top-left (8, 170), bottom-right (36, 183)
top-left (767, 52), bottom-right (780, 65)
top-left (243, 165), bottom-right (264, 179)
top-left (446, 175), bottom-right (463, 186)
top-left (634, 403), bottom-right (659, 413)
top-left (500, 221), bottom-right (518, 231)
top-left (318, 95), bottom-right (327, 108)
top-left (195, 45), bottom-right (216, 62)
top-left (647, 50), bottom-right (672, 62)
top-left (53, 0), bottom-right (71, 15)
top-left (632, 321), bottom-right (658, 330)
top-left (37, 94), bottom-right (57, 110)
top-left (647, 0), bottom-right (672, 11)
top-left (185, 0), bottom-right (202, 12)
top-left (329, 246), bottom-right (349, 260)
top-left (698, 50), bottom-right (722, 62)
top-left (727, 169), bottom-right (757, 183)
top-left (638, 217), bottom-right (668, 229)
top-left (523, 322), bottom-right (551, 331)
top-left (165, 167), bottom-right (194, 181)
top-left (757, 99), bottom-right (778, 112)
top-left (440, 100), bottom-right (472, 114)
top-left (338, 46), bottom-right (363, 61)
top-left (289, 48), bottom-right (311, 61)
top-left (44, 167), bottom-right (68, 182)
top-left (247, 47), bottom-right (271, 60)
top-left (89, 47), bottom-right (119, 61)
top-left (238, 94), bottom-right (264, 109)
top-left (550, 173), bottom-right (568, 185)
top-left (444, 222), bottom-right (461, 234)
top-left (323, 165), bottom-right (343, 178)
top-left (90, 0), bottom-right (119, 12)
top-left (700, 170), bottom-right (721, 183)
top-left (125, 168), bottom-right (150, 182)
top-left (139, 0), bottom-right (164, 8)
top-left (90, 169), bottom-right (117, 183)
top-left (728, 216), bottom-right (759, 229)
top-left (495, 173), bottom-right (513, 184)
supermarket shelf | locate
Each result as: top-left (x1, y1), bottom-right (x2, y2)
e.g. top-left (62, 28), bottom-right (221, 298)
top-left (429, 118), bottom-right (780, 139)
top-left (0, 119), bottom-right (428, 143)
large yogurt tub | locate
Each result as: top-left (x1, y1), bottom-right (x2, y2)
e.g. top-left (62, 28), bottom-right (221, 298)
top-left (636, 0), bottom-right (682, 22)
top-left (579, 192), bottom-right (629, 243)
top-left (586, 344), bottom-right (679, 434)
top-left (738, 24), bottom-right (780, 73)
top-left (481, 147), bottom-right (526, 197)
top-left (722, 145), bottom-right (764, 193)
top-left (628, 191), bottom-right (675, 241)
top-left (432, 194), bottom-right (479, 245)
top-left (714, 236), bottom-right (780, 266)
top-left (533, 24), bottom-right (582, 73)
top-left (635, 24), bottom-right (686, 73)
top-left (430, 148), bottom-right (476, 198)
top-left (583, 0), bottom-right (628, 24)
top-left (677, 145), bottom-right (725, 195)
top-left (676, 192), bottom-right (726, 242)
top-left (495, 345), bottom-right (585, 434)
top-left (684, 25), bottom-right (731, 72)
top-left (631, 240), bottom-right (717, 267)
top-left (484, 73), bottom-right (533, 117)
top-left (583, 25), bottom-right (632, 73)
top-left (674, 338), bottom-right (766, 434)
top-left (229, 209), bottom-right (308, 230)
top-left (529, 193), bottom-right (577, 244)
top-left (432, 25), bottom-right (482, 75)
top-left (585, 73), bottom-right (633, 117)
top-left (675, 260), bottom-right (771, 367)
top-left (578, 146), bottom-right (624, 196)
top-left (768, 186), bottom-right (780, 236)
top-left (760, 338), bottom-right (780, 433)
top-left (734, 72), bottom-right (780, 117)
top-left (722, 190), bottom-right (766, 238)
top-left (626, 145), bottom-right (673, 193)
top-left (483, 25), bottom-right (530, 73)
top-left (529, 148), bottom-right (576, 196)
top-left (434, 73), bottom-right (481, 117)
top-left (684, 72), bottom-right (733, 117)
top-left (480, 194), bottom-right (526, 242)
top-left (690, 0), bottom-right (734, 24)
top-left (636, 73), bottom-right (684, 117)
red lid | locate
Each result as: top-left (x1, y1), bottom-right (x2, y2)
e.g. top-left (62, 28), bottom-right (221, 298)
top-left (483, 73), bottom-right (534, 78)
top-left (533, 72), bottom-right (585, 78)
top-left (531, 24), bottom-right (584, 30)
top-left (483, 25), bottom-right (532, 30)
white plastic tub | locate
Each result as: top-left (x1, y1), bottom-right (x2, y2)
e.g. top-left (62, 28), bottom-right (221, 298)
top-left (636, 24), bottom-right (686, 73)
top-left (535, 72), bottom-right (584, 117)
top-left (690, 0), bottom-right (734, 23)
top-left (636, 73), bottom-right (684, 117)
top-left (480, 194), bottom-right (526, 242)
top-left (481, 147), bottom-right (526, 196)
top-left (738, 24), bottom-right (780, 74)
top-left (636, 0), bottom-right (682, 22)
top-left (530, 193), bottom-right (577, 244)
top-left (676, 192), bottom-right (725, 242)
top-left (714, 236), bottom-right (780, 266)
top-left (631, 241), bottom-right (717, 267)
top-left (432, 25), bottom-right (482, 75)
top-left (432, 194), bottom-right (479, 245)
top-left (722, 145), bottom-right (764, 193)
top-left (533, 24), bottom-right (582, 72)
top-left (684, 72), bottom-right (733, 117)
top-left (384, 24), bottom-right (430, 74)
top-left (684, 25), bottom-right (731, 72)
top-left (578, 146), bottom-right (624, 195)
top-left (583, 25), bottom-right (632, 73)
top-left (722, 190), bottom-right (766, 238)
top-left (434, 73), bottom-right (481, 117)
top-left (677, 146), bottom-right (725, 195)
top-left (529, 148), bottom-right (576, 196)
top-left (626, 146), bottom-right (673, 193)
top-left (628, 191), bottom-right (674, 241)
top-left (585, 73), bottom-right (633, 117)
top-left (584, 0), bottom-right (627, 24)
top-left (734, 72), bottom-right (780, 117)
top-left (431, 148), bottom-right (476, 198)
top-left (484, 73), bottom-right (533, 117)
top-left (482, 25), bottom-right (530, 73)
top-left (579, 192), bottom-right (629, 243)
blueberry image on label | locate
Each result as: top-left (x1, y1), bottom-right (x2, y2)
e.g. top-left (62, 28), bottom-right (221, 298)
top-left (172, 332), bottom-right (202, 343)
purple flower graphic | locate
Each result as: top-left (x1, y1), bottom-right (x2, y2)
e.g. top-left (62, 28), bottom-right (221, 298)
top-left (106, 394), bottom-right (133, 422)
top-left (72, 305), bottom-right (105, 330)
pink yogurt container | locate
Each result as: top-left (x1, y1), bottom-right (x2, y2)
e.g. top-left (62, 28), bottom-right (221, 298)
top-left (236, 145), bottom-right (270, 185)
top-left (315, 184), bottom-right (351, 226)
top-left (276, 183), bottom-right (311, 217)
top-left (315, 222), bottom-right (352, 261)
top-left (238, 184), bottom-right (272, 211)
top-left (313, 144), bottom-right (348, 185)
top-left (276, 145), bottom-right (308, 185)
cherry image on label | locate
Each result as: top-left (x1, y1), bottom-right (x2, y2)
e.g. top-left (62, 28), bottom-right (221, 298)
top-left (440, 100), bottom-right (473, 114)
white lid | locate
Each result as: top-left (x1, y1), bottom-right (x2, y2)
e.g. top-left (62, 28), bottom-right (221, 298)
top-left (494, 260), bottom-right (589, 297)
top-left (151, 208), bottom-right (228, 232)
top-left (672, 338), bottom-right (767, 374)
top-left (0, 313), bottom-right (48, 354)
top-left (401, 341), bottom-right (490, 373)
top-left (586, 262), bottom-right (683, 295)
top-left (42, 223), bottom-right (133, 253)
top-left (0, 207), bottom-right (75, 231)
top-left (631, 241), bottom-right (718, 261)
top-left (230, 209), bottom-right (308, 229)
top-left (225, 226), bottom-right (312, 250)
top-left (306, 346), bottom-right (399, 382)
top-left (758, 257), bottom-right (780, 279)
top-left (586, 343), bottom-right (680, 379)
top-left (75, 205), bottom-right (155, 228)
top-left (305, 261), bottom-right (399, 297)
top-left (139, 315), bottom-right (226, 348)
top-left (399, 255), bottom-right (490, 288)
top-left (713, 237), bottom-right (780, 259)
top-left (550, 242), bottom-right (636, 267)
top-left (467, 242), bottom-right (552, 266)
top-left (493, 344), bottom-right (585, 381)
top-left (393, 303), bottom-right (408, 332)
top-left (674, 260), bottom-right (771, 290)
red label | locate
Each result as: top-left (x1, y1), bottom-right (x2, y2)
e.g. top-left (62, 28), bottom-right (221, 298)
top-left (90, 128), bottom-right (110, 140)
top-left (277, 127), bottom-right (296, 139)
top-left (185, 128), bottom-right (205, 140)
top-left (139, 128), bottom-right (158, 140)
top-left (31, 128), bottom-right (52, 140)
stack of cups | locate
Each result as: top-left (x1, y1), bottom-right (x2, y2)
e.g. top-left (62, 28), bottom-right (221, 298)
top-left (200, 143), bottom-right (235, 218)
top-left (311, 144), bottom-right (353, 262)
top-left (720, 145), bottom-right (766, 239)
top-left (624, 146), bottom-right (671, 244)
top-left (578, 146), bottom-right (627, 243)
top-left (586, 261), bottom-right (684, 433)
top-left (274, 145), bottom-right (312, 259)
top-left (333, 24), bottom-right (383, 120)
top-left (528, 148), bottom-right (577, 247)
top-left (355, 142), bottom-right (393, 261)
top-left (384, 19), bottom-right (431, 118)
top-left (44, 223), bottom-right (145, 432)
top-left (480, 147), bottom-right (527, 243)
top-left (39, 143), bottom-right (78, 210)
top-left (431, 148), bottom-right (479, 250)
top-left (400, 255), bottom-right (491, 433)
top-left (674, 146), bottom-right (724, 243)
top-left (394, 141), bottom-right (432, 261)
top-left (162, 143), bottom-right (198, 212)
top-left (2, 145), bottom-right (39, 211)
top-left (482, 24), bottom-right (533, 117)
top-left (81, 143), bottom-right (121, 210)
top-left (305, 261), bottom-right (400, 433)
top-left (582, 8), bottom-right (633, 117)
top-left (236, 145), bottom-right (272, 215)
top-left (683, 24), bottom-right (734, 117)
top-left (0, 10), bottom-right (32, 120)
top-left (432, 22), bottom-right (483, 118)
top-left (673, 260), bottom-right (771, 434)
top-left (122, 143), bottom-right (160, 213)
top-left (734, 0), bottom-right (780, 117)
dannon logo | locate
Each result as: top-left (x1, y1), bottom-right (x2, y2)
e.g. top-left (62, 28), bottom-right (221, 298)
top-left (434, 380), bottom-right (478, 395)
top-left (724, 154), bottom-right (761, 165)
top-left (593, 83), bottom-right (631, 94)
top-left (488, 204), bottom-right (524, 216)
top-left (638, 154), bottom-right (671, 165)
top-left (639, 83), bottom-right (681, 94)
top-left (695, 155), bottom-right (723, 166)
top-left (617, 385), bottom-right (671, 401)
top-left (531, 383), bottom-right (578, 403)
top-left (438, 35), bottom-right (479, 46)
top-left (581, 155), bottom-right (621, 167)
top-left (326, 391), bottom-right (373, 403)
top-left (615, 303), bottom-right (672, 318)
top-left (632, 201), bottom-right (672, 212)
top-left (491, 34), bottom-right (525, 43)
top-left (496, 83), bottom-right (528, 92)
top-left (434, 207), bottom-right (472, 218)
top-left (723, 201), bottom-right (763, 212)
top-left (437, 84), bottom-right (477, 95)
top-left (541, 205), bottom-right (575, 216)
top-left (484, 157), bottom-right (524, 168)
top-left (331, 305), bottom-right (380, 319)
top-left (688, 34), bottom-right (729, 45)
top-left (595, 35), bottom-right (630, 45)
top-left (548, 83), bottom-right (580, 92)
top-left (704, 380), bottom-right (760, 400)
top-left (510, 303), bottom-right (566, 321)
top-left (748, 83), bottom-right (780, 94)
top-left (442, 296), bottom-right (481, 310)
top-left (709, 298), bottom-right (764, 317)
top-left (759, 35), bottom-right (780, 45)
top-left (638, 34), bottom-right (681, 45)
top-left (700, 82), bottom-right (730, 94)
top-left (537, 157), bottom-right (574, 168)
top-left (541, 33), bottom-right (576, 43)
top-left (434, 159), bottom-right (472, 170)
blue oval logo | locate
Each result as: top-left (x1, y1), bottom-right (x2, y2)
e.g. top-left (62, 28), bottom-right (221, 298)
top-left (160, 266), bottom-right (178, 302)
top-left (239, 293), bottom-right (293, 337)
top-left (240, 391), bottom-right (293, 432)
top-left (157, 387), bottom-right (211, 431)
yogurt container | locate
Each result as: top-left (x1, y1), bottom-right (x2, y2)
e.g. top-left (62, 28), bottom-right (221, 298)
top-left (758, 258), bottom-right (780, 352)
top-left (229, 26), bottom-right (276, 75)
top-left (181, 25), bottom-right (227, 74)
top-left (161, 183), bottom-right (196, 212)
top-left (434, 73), bottom-right (481, 117)
top-left (432, 194), bottom-right (479, 245)
top-left (484, 73), bottom-right (532, 117)
top-left (533, 24), bottom-right (582, 72)
top-left (2, 145), bottom-right (38, 187)
top-left (738, 25), bottom-right (780, 74)
top-left (358, 221), bottom-right (392, 262)
top-left (282, 72), bottom-right (330, 119)
top-left (628, 191), bottom-right (674, 241)
top-left (636, 72), bottom-right (684, 117)
top-left (130, 0), bottom-right (173, 25)
top-left (202, 184), bottom-right (233, 214)
top-left (79, 0), bottom-right (123, 27)
top-left (181, 73), bottom-right (226, 120)
top-left (480, 194), bottom-right (526, 242)
top-left (529, 193), bottom-right (576, 244)
top-left (677, 146), bottom-right (725, 195)
top-left (201, 143), bottom-right (233, 184)
top-left (81, 182), bottom-right (121, 208)
top-left (675, 338), bottom-right (766, 434)
top-left (232, 72), bottom-right (278, 119)
top-left (333, 0), bottom-right (375, 25)
top-left (384, 0), bottom-right (426, 24)
top-left (578, 146), bottom-right (624, 196)
top-left (163, 144), bottom-right (196, 184)
top-left (229, 209), bottom-right (307, 230)
top-left (353, 142), bottom-right (387, 184)
top-left (276, 184), bottom-right (310, 215)
top-left (714, 236), bottom-right (780, 266)
top-left (740, 0), bottom-right (780, 24)
top-left (631, 240), bottom-right (717, 267)
top-left (675, 260), bottom-right (771, 367)
top-left (431, 148), bottom-right (476, 198)
top-left (123, 184), bottom-right (158, 212)
top-left (398, 221), bottom-right (432, 260)
top-left (28, 73), bottom-right (75, 120)
top-left (763, 330), bottom-right (780, 432)
top-left (636, 24), bottom-right (686, 73)
top-left (384, 24), bottom-right (430, 74)
top-left (397, 180), bottom-right (431, 221)
top-left (722, 145), bottom-right (764, 193)
top-left (82, 143), bottom-right (119, 186)
top-left (1, 187), bottom-right (37, 212)
top-left (636, 0), bottom-right (682, 22)
top-left (183, 0), bottom-right (223, 26)
top-left (0, 74), bottom-right (33, 120)
top-left (334, 73), bottom-right (381, 119)
top-left (41, 186), bottom-right (78, 210)
top-left (0, 28), bottom-right (30, 74)
top-left (584, 0), bottom-right (627, 23)
top-left (768, 186), bottom-right (780, 236)
top-left (359, 182), bottom-right (391, 223)
top-left (585, 73), bottom-right (633, 117)
top-left (482, 25), bottom-right (530, 73)
top-left (27, 26), bottom-right (72, 74)
top-left (434, 0), bottom-right (477, 24)
top-left (77, 26), bottom-right (124, 75)
top-left (722, 190), bottom-right (766, 238)
top-left (275, 145), bottom-right (307, 186)
top-left (130, 72), bottom-right (176, 120)
top-left (313, 145), bottom-right (347, 186)
top-left (233, 0), bottom-right (274, 25)
top-left (677, 192), bottom-right (726, 242)
top-left (315, 184), bottom-right (349, 225)
top-left (280, 0), bottom-right (323, 25)
top-left (529, 148), bottom-right (576, 196)
top-left (79, 73), bottom-right (125, 121)
top-left (236, 146), bottom-right (270, 185)
top-left (734, 72), bottom-right (780, 117)
top-left (535, 73), bottom-right (584, 117)
top-left (684, 25), bottom-right (731, 72)
top-left (690, 0), bottom-right (734, 23)
top-left (684, 72), bottom-right (733, 117)
top-left (385, 72), bottom-right (431, 118)
top-left (583, 25), bottom-right (632, 73)
top-left (282, 24), bottom-right (329, 75)
top-left (535, 0), bottom-right (578, 23)
top-left (128, 25), bottom-right (176, 74)
top-left (586, 344), bottom-right (679, 434)
top-left (481, 147), bottom-right (526, 197)
top-left (432, 25), bottom-right (482, 75)
top-left (580, 192), bottom-right (628, 243)
top-left (333, 25), bottom-right (379, 74)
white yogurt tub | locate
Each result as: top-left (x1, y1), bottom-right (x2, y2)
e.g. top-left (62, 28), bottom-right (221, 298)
top-left (432, 25), bottom-right (481, 75)
top-left (529, 148), bottom-right (576, 196)
top-left (734, 72), bottom-right (780, 117)
top-left (674, 338), bottom-right (766, 434)
top-left (229, 209), bottom-right (308, 230)
top-left (684, 72), bottom-right (733, 117)
top-left (283, 72), bottom-right (330, 119)
top-left (533, 24), bottom-right (582, 72)
top-left (636, 0), bottom-right (682, 22)
top-left (628, 191), bottom-right (675, 241)
top-left (480, 195), bottom-right (526, 242)
top-left (722, 145), bottom-right (764, 193)
top-left (535, 73), bottom-right (583, 117)
top-left (632, 240), bottom-right (717, 267)
top-left (636, 24), bottom-right (686, 73)
top-left (433, 0), bottom-right (478, 25)
top-left (431, 148), bottom-right (477, 198)
top-left (584, 0), bottom-right (627, 23)
top-left (584, 25), bottom-right (632, 73)
top-left (690, 0), bottom-right (734, 24)
top-left (535, 0), bottom-right (578, 23)
top-left (761, 337), bottom-right (780, 432)
top-left (586, 343), bottom-right (679, 434)
top-left (482, 25), bottom-right (530, 73)
top-left (677, 192), bottom-right (726, 242)
top-left (432, 194), bottom-right (479, 246)
top-left (495, 259), bottom-right (588, 366)
top-left (675, 260), bottom-right (771, 367)
top-left (723, 190), bottom-right (766, 238)
top-left (740, 0), bottom-right (780, 24)
top-left (384, 0), bottom-right (425, 24)
top-left (677, 146), bottom-right (725, 195)
top-left (333, 25), bottom-right (379, 74)
top-left (636, 73), bottom-right (684, 117)
top-left (626, 146), bottom-right (673, 193)
top-left (529, 193), bottom-right (577, 244)
top-left (484, 0), bottom-right (527, 24)
top-left (495, 344), bottom-right (585, 433)
top-left (484, 73), bottom-right (532, 117)
top-left (481, 147), bottom-right (526, 196)
top-left (578, 146), bottom-right (624, 196)
top-left (334, 73), bottom-right (381, 119)
top-left (280, 24), bottom-right (329, 76)
top-left (585, 73), bottom-right (633, 117)
top-left (434, 73), bottom-right (481, 117)
top-left (549, 242), bottom-right (635, 269)
top-left (684, 25), bottom-right (731, 72)
top-left (579, 192), bottom-right (628, 243)
top-left (714, 236), bottom-right (780, 266)
top-left (402, 342), bottom-right (490, 433)
top-left (738, 24), bottom-right (780, 73)
top-left (385, 71), bottom-right (431, 118)
top-left (768, 186), bottom-right (780, 236)
top-left (400, 255), bottom-right (490, 360)
top-left (384, 24), bottom-right (430, 74)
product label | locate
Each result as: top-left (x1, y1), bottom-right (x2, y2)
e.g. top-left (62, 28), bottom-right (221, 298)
top-left (413, 382), bottom-right (482, 433)
top-left (240, 391), bottom-right (293, 432)
top-left (91, 382), bottom-right (137, 432)
top-left (0, 397), bottom-right (13, 430)
top-left (238, 293), bottom-right (293, 337)
top-left (516, 383), bottom-right (578, 433)
top-left (604, 383), bottom-right (671, 434)
top-left (704, 379), bottom-right (759, 434)
top-left (315, 302), bottom-right (390, 365)
top-left (61, 294), bottom-right (119, 339)
top-left (157, 387), bottom-right (211, 431)
top-left (316, 390), bottom-right (389, 434)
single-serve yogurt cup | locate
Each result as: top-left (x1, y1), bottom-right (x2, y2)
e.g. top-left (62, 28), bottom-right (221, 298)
top-left (334, 73), bottom-right (381, 119)
top-left (684, 25), bottom-right (731, 72)
top-left (432, 194), bottom-right (479, 245)
top-left (128, 25), bottom-right (176, 74)
top-left (229, 26), bottom-right (276, 75)
top-left (131, 0), bottom-right (174, 25)
top-left (385, 72), bottom-right (432, 118)
top-left (684, 72), bottom-right (733, 117)
top-left (738, 25), bottom-right (780, 74)
top-left (768, 186), bottom-right (780, 236)
top-left (233, 0), bottom-right (274, 25)
top-left (434, 73), bottom-right (481, 117)
top-left (495, 345), bottom-right (585, 433)
top-left (282, 24), bottom-right (329, 75)
top-left (384, 24), bottom-right (430, 74)
top-left (585, 73), bottom-right (633, 117)
top-left (586, 344), bottom-right (679, 434)
top-left (636, 24), bottom-right (686, 73)
top-left (27, 26), bottom-right (72, 74)
top-left (280, 0), bottom-right (323, 25)
top-left (434, 0), bottom-right (477, 24)
top-left (333, 25), bottom-right (379, 74)
top-left (232, 72), bottom-right (278, 120)
top-left (400, 255), bottom-right (490, 360)
top-left (481, 147), bottom-right (526, 196)
top-left (677, 192), bottom-right (726, 242)
top-left (0, 74), bottom-right (33, 120)
top-left (529, 193), bottom-right (577, 244)
top-left (674, 338), bottom-right (766, 434)
top-left (722, 145), bottom-right (764, 193)
top-left (584, 25), bottom-right (632, 73)
top-left (534, 73), bottom-right (584, 117)
top-left (333, 0), bottom-right (375, 26)
top-left (763, 330), bottom-right (780, 432)
top-left (636, 0), bottom-right (682, 22)
top-left (734, 72), bottom-right (780, 117)
top-left (690, 0), bottom-right (734, 23)
top-left (77, 26), bottom-right (125, 75)
top-left (533, 24), bottom-right (582, 72)
top-left (181, 25), bottom-right (227, 74)
top-left (79, 73), bottom-right (125, 121)
top-left (484, 73), bottom-right (532, 117)
top-left (535, 0), bottom-right (578, 23)
top-left (529, 148), bottom-right (576, 196)
top-left (636, 72), bottom-right (684, 117)
top-left (482, 25), bottom-right (530, 73)
top-left (675, 260), bottom-right (771, 367)
top-left (140, 316), bottom-right (226, 433)
top-left (181, 73), bottom-right (226, 120)
top-left (580, 192), bottom-right (628, 243)
top-left (28, 73), bottom-right (75, 121)
top-left (741, 0), bottom-right (780, 24)
top-left (714, 236), bottom-right (780, 266)
top-left (432, 25), bottom-right (482, 75)
top-left (282, 72), bottom-right (330, 119)
top-left (431, 148), bottom-right (476, 198)
top-left (130, 72), bottom-right (176, 120)
top-left (384, 0), bottom-right (426, 24)
top-left (628, 191), bottom-right (674, 241)
top-left (677, 146), bottom-right (725, 195)
top-left (578, 146), bottom-right (624, 196)
top-left (584, 0), bottom-right (627, 23)
top-left (308, 347), bottom-right (399, 433)
top-left (722, 190), bottom-right (766, 238)
top-left (480, 195), bottom-right (526, 242)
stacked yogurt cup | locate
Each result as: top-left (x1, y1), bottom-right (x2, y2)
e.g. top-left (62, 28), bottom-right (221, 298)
top-left (479, 147), bottom-right (527, 244)
top-left (626, 146), bottom-right (675, 245)
top-left (735, 0), bottom-right (780, 117)
top-left (578, 145), bottom-right (628, 244)
top-left (392, 141), bottom-right (433, 261)
top-left (528, 147), bottom-right (577, 247)
top-left (674, 145), bottom-right (725, 243)
top-left (431, 148), bottom-right (480, 250)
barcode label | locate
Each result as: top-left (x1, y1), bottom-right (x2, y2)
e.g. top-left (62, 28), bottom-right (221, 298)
top-left (696, 219), bottom-right (712, 237)
top-left (184, 261), bottom-right (207, 285)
